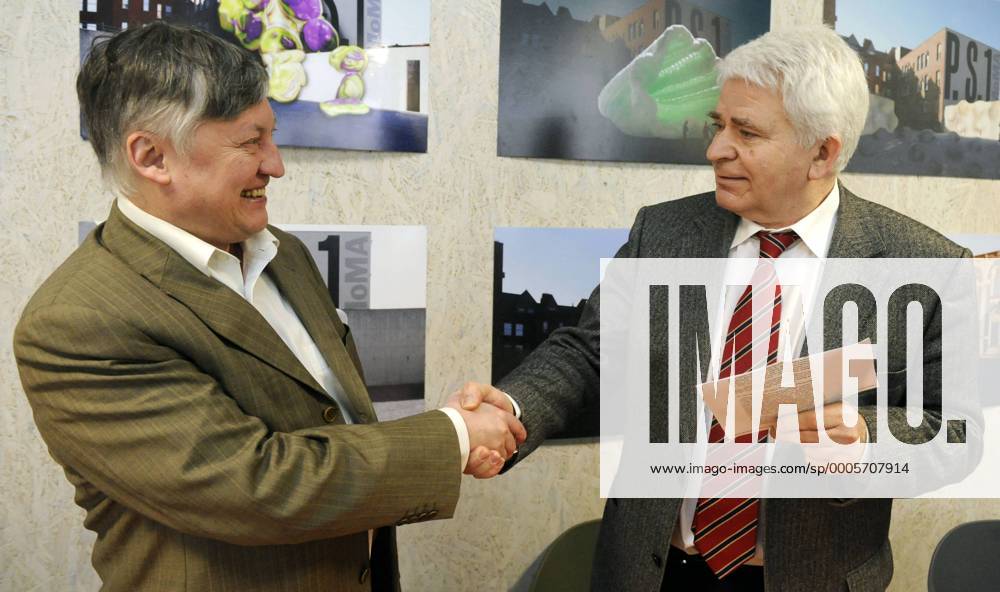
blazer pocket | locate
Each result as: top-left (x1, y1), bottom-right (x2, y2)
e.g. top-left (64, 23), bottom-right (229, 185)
top-left (846, 538), bottom-right (893, 592)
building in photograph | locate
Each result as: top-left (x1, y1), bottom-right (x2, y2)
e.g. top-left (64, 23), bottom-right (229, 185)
top-left (822, 0), bottom-right (836, 28)
top-left (896, 28), bottom-right (997, 124)
top-left (842, 34), bottom-right (895, 95)
top-left (491, 241), bottom-right (586, 383)
top-left (596, 0), bottom-right (733, 57)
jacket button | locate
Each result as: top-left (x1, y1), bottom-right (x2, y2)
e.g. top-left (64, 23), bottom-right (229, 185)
top-left (358, 564), bottom-right (370, 584)
top-left (322, 407), bottom-right (339, 423)
top-left (651, 553), bottom-right (663, 568)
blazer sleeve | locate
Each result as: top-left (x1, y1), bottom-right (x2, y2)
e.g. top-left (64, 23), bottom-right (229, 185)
top-left (14, 301), bottom-right (461, 547)
top-left (498, 207), bottom-right (648, 462)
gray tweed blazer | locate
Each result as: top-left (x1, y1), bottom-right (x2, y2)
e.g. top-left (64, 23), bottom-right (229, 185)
top-left (499, 186), bottom-right (969, 592)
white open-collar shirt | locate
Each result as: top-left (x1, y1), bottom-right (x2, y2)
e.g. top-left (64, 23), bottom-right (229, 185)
top-left (117, 197), bottom-right (470, 469)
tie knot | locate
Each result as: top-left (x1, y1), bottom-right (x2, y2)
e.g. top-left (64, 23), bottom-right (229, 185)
top-left (756, 231), bottom-right (799, 259)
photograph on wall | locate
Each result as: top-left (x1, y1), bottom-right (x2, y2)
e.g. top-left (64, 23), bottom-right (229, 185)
top-left (832, 0), bottom-right (1000, 178)
top-left (80, 221), bottom-right (428, 420)
top-left (492, 226), bottom-right (628, 439)
top-left (79, 0), bottom-right (430, 152)
top-left (498, 0), bottom-right (770, 164)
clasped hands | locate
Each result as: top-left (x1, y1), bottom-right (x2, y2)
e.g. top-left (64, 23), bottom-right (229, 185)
top-left (445, 382), bottom-right (526, 479)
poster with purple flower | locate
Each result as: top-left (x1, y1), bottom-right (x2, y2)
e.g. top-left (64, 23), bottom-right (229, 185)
top-left (79, 0), bottom-right (430, 152)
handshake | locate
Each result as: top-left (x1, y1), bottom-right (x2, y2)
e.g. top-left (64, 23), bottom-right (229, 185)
top-left (445, 382), bottom-right (526, 480)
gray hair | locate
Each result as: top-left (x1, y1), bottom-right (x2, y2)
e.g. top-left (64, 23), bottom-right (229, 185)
top-left (77, 21), bottom-right (269, 197)
top-left (717, 26), bottom-right (869, 173)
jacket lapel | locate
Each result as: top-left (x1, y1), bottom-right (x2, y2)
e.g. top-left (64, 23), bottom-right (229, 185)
top-left (828, 187), bottom-right (885, 259)
top-left (673, 198), bottom-right (739, 442)
top-left (99, 204), bottom-right (327, 396)
top-left (822, 186), bottom-right (884, 350)
top-left (265, 242), bottom-right (377, 422)
top-left (690, 199), bottom-right (740, 258)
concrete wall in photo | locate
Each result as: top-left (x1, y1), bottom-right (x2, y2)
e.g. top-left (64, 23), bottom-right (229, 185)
top-left (347, 308), bottom-right (425, 389)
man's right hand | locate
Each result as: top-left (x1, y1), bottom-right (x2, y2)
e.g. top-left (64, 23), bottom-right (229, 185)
top-left (445, 382), bottom-right (526, 479)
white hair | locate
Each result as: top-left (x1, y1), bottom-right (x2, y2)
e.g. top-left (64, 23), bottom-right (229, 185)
top-left (717, 25), bottom-right (869, 173)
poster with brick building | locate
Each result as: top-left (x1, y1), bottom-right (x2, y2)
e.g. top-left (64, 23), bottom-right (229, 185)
top-left (833, 0), bottom-right (1000, 178)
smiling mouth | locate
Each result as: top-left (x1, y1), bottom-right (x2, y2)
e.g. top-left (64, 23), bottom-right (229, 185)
top-left (240, 187), bottom-right (266, 199)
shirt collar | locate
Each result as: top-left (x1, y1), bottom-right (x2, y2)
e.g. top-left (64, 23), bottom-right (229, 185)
top-left (116, 196), bottom-right (280, 279)
top-left (730, 180), bottom-right (840, 258)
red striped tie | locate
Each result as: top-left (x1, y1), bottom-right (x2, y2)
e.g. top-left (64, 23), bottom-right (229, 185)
top-left (691, 230), bottom-right (799, 579)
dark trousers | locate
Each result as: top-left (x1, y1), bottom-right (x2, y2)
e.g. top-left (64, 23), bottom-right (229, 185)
top-left (659, 546), bottom-right (764, 592)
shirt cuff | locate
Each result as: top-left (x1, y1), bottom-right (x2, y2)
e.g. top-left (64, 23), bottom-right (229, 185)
top-left (439, 406), bottom-right (470, 473)
top-left (503, 392), bottom-right (521, 419)
top-left (857, 415), bottom-right (872, 462)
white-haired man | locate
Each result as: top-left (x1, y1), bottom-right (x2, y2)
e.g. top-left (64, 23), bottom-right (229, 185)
top-left (458, 25), bottom-right (968, 591)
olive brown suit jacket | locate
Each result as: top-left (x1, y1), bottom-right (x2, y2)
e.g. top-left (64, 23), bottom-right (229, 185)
top-left (499, 187), bottom-right (971, 592)
top-left (14, 204), bottom-right (461, 591)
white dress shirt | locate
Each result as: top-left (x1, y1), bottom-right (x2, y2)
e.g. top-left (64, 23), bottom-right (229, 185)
top-left (116, 197), bottom-right (471, 469)
top-left (672, 181), bottom-right (841, 564)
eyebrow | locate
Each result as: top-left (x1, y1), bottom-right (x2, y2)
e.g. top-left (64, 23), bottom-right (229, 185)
top-left (731, 117), bottom-right (761, 130)
top-left (709, 111), bottom-right (767, 134)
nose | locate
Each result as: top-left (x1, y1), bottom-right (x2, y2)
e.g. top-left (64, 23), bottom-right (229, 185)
top-left (261, 141), bottom-right (285, 178)
top-left (705, 126), bottom-right (735, 164)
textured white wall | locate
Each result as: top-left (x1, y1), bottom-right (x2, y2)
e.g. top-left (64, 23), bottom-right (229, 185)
top-left (2, 1), bottom-right (998, 591)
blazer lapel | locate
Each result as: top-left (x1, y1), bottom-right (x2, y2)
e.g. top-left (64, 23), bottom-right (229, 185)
top-left (822, 185), bottom-right (884, 350)
top-left (674, 198), bottom-right (739, 442)
top-left (266, 243), bottom-right (377, 422)
top-left (99, 204), bottom-right (326, 396)
top-left (827, 187), bottom-right (885, 259)
top-left (690, 199), bottom-right (740, 258)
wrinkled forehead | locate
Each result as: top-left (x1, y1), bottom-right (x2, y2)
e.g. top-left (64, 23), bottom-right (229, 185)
top-left (712, 79), bottom-right (790, 128)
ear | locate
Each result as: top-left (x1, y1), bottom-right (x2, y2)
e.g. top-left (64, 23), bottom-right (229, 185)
top-left (125, 131), bottom-right (171, 186)
top-left (808, 135), bottom-right (843, 180)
